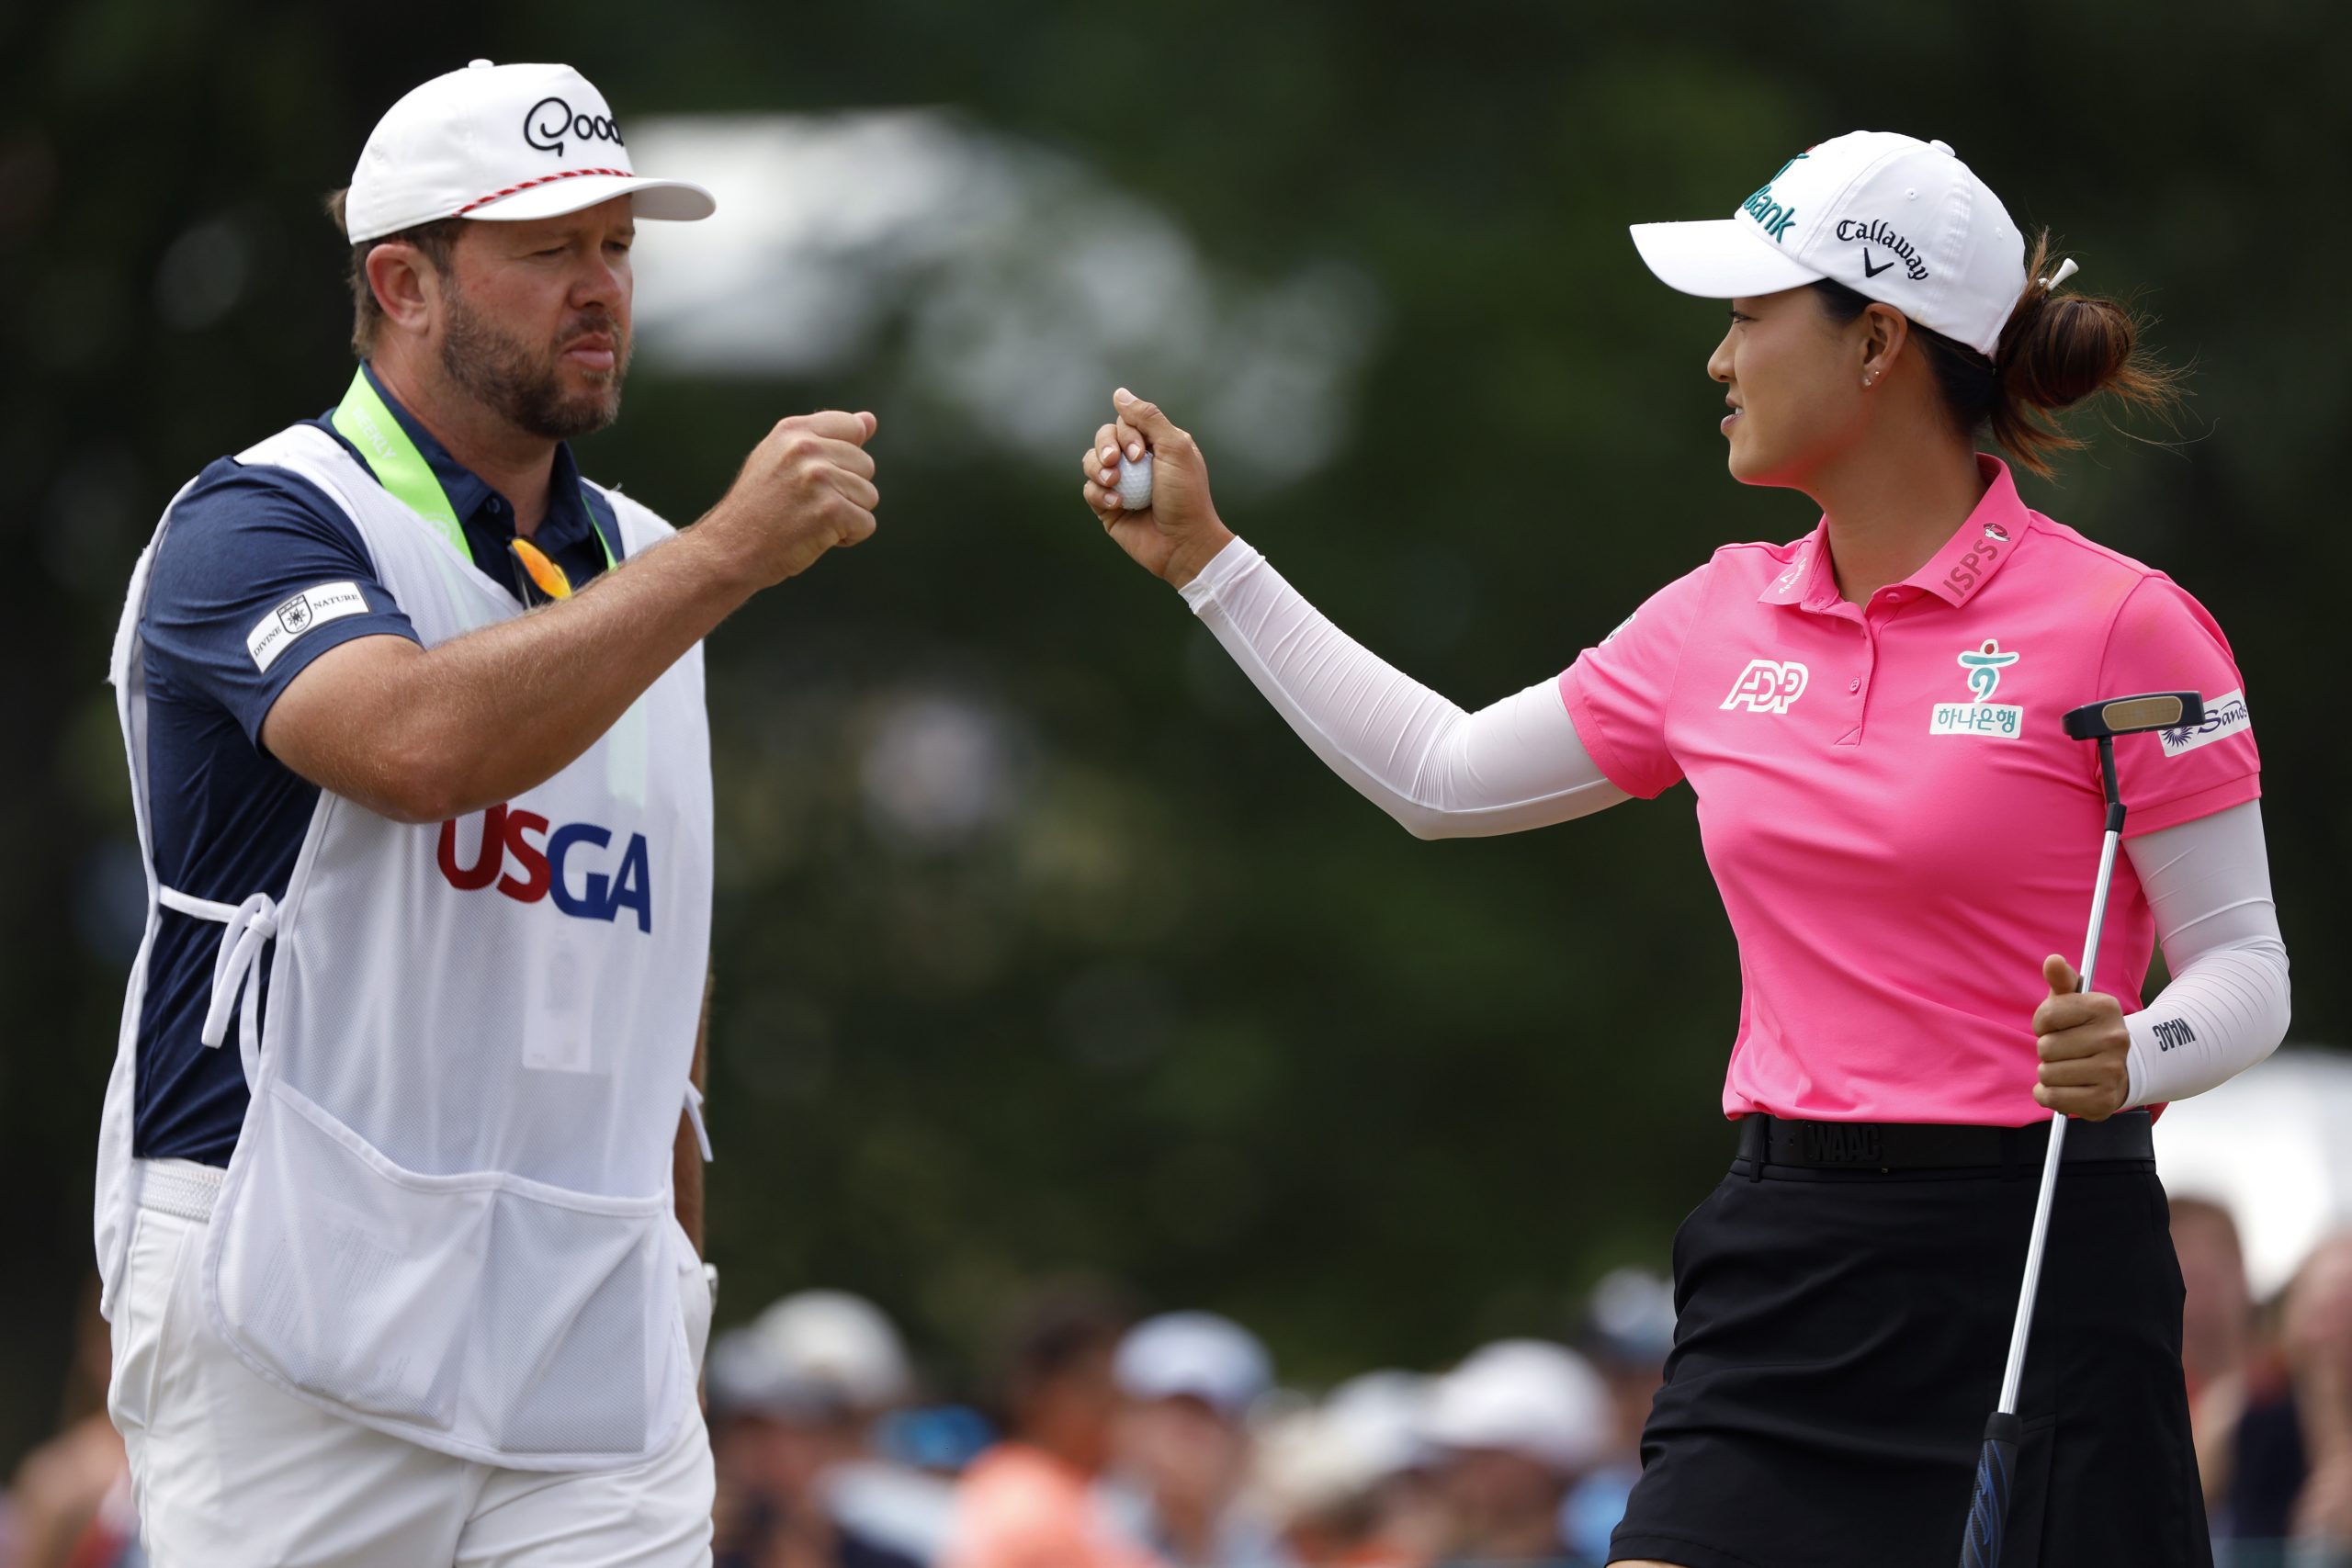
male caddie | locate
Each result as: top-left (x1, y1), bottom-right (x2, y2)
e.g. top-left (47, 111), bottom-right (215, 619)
top-left (96, 59), bottom-right (881, 1564)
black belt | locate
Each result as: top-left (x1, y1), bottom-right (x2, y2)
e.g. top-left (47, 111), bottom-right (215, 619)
top-left (1736, 1111), bottom-right (2154, 1171)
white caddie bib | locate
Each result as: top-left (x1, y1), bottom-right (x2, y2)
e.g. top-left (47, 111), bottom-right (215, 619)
top-left (96, 400), bottom-right (715, 1472)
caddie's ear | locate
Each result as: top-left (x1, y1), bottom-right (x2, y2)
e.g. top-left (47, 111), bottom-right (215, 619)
top-left (364, 241), bottom-right (445, 340)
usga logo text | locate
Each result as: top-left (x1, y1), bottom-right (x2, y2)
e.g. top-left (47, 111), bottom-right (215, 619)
top-left (437, 803), bottom-right (653, 932)
top-left (1722, 660), bottom-right (1809, 714)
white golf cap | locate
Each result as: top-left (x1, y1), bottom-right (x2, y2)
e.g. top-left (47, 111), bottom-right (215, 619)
top-left (344, 60), bottom-right (716, 243)
top-left (1629, 130), bottom-right (2027, 358)
top-left (1114, 1311), bottom-right (1273, 1419)
top-left (1419, 1339), bottom-right (1609, 1475)
top-left (745, 1290), bottom-right (915, 1415)
top-left (1320, 1370), bottom-right (1434, 1480)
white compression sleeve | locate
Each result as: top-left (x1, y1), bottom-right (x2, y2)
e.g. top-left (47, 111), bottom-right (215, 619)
top-left (2120, 799), bottom-right (2290, 1108)
top-left (1178, 538), bottom-right (1629, 839)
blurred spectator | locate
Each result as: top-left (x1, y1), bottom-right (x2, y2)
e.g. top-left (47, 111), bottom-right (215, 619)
top-left (945, 1285), bottom-right (1159, 1568)
top-left (1420, 1341), bottom-right (1609, 1568)
top-left (2173, 1196), bottom-right (2304, 1552)
top-left (2287, 1234), bottom-right (2352, 1560)
top-left (4, 1279), bottom-right (141, 1568)
top-left (1254, 1371), bottom-right (1438, 1568)
top-left (877, 1405), bottom-right (999, 1478)
top-left (1561, 1269), bottom-right (1674, 1562)
top-left (1102, 1313), bottom-right (1291, 1568)
top-left (712, 1289), bottom-right (951, 1568)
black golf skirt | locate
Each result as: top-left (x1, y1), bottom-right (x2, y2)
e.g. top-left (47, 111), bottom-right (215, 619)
top-left (1609, 1128), bottom-right (2211, 1568)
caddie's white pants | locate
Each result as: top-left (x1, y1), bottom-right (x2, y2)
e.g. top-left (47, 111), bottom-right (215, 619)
top-left (107, 1160), bottom-right (716, 1568)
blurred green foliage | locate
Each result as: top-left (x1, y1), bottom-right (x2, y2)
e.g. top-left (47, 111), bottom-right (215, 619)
top-left (4, 0), bottom-right (2346, 1463)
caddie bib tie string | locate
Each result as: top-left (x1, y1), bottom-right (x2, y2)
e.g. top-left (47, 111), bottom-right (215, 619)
top-left (683, 1081), bottom-right (713, 1163)
top-left (158, 887), bottom-right (279, 1086)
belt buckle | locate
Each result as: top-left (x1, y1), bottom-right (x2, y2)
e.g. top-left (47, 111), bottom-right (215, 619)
top-left (1803, 1122), bottom-right (1884, 1166)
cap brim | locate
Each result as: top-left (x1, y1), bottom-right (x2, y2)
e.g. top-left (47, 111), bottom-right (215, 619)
top-left (462, 173), bottom-right (717, 225)
top-left (1629, 219), bottom-right (1823, 299)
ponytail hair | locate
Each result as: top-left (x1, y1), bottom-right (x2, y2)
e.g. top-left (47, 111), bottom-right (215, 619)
top-left (1811, 230), bottom-right (2185, 478)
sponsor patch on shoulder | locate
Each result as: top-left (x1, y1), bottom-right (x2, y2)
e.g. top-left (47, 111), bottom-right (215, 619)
top-left (246, 581), bottom-right (368, 673)
top-left (2159, 689), bottom-right (2252, 757)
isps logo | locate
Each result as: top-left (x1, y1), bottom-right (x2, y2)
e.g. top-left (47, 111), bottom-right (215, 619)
top-left (436, 804), bottom-right (653, 932)
top-left (1721, 659), bottom-right (1809, 715)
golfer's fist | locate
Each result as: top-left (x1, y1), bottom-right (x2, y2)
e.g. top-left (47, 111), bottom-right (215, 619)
top-left (1078, 389), bottom-right (1233, 588)
top-left (707, 411), bottom-right (880, 585)
top-left (2031, 954), bottom-right (2132, 1120)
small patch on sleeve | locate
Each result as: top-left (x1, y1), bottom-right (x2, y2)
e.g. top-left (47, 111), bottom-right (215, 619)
top-left (246, 581), bottom-right (368, 673)
top-left (2158, 689), bottom-right (2252, 758)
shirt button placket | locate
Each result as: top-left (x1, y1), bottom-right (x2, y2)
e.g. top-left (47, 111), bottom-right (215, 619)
top-left (1838, 615), bottom-right (1878, 746)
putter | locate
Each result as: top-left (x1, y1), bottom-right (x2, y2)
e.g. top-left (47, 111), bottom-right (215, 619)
top-left (1956, 690), bottom-right (2205, 1565)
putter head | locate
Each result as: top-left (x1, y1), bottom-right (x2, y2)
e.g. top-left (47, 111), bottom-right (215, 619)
top-left (2062, 691), bottom-right (2205, 740)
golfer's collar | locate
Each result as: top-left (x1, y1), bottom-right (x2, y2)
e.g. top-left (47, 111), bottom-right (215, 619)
top-left (1755, 456), bottom-right (2029, 613)
top-left (1757, 524), bottom-right (1834, 609)
top-left (1909, 456), bottom-right (2030, 608)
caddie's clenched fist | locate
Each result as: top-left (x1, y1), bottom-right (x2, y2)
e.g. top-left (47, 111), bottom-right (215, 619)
top-left (1078, 389), bottom-right (1234, 589)
top-left (704, 410), bottom-right (881, 586)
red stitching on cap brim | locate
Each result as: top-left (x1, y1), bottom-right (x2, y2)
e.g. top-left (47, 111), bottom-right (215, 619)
top-left (456, 168), bottom-right (636, 217)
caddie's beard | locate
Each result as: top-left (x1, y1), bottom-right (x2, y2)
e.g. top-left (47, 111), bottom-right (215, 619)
top-left (438, 288), bottom-right (630, 441)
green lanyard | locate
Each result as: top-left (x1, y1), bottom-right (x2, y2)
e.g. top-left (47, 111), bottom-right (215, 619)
top-left (331, 367), bottom-right (616, 575)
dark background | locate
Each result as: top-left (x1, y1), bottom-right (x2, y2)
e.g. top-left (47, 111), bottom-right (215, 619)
top-left (4, 0), bottom-right (2344, 1466)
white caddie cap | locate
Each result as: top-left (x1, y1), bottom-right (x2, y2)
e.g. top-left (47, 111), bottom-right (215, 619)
top-left (1114, 1311), bottom-right (1273, 1420)
top-left (1629, 130), bottom-right (2028, 359)
top-left (343, 59), bottom-right (715, 244)
top-left (1419, 1339), bottom-right (1609, 1475)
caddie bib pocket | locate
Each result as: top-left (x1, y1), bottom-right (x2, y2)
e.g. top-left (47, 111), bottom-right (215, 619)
top-left (209, 1075), bottom-right (680, 1461)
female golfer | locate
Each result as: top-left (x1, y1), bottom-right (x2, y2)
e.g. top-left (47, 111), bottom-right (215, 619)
top-left (1074, 132), bottom-right (2289, 1567)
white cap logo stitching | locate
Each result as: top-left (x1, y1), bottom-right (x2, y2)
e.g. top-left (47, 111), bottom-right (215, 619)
top-left (1739, 151), bottom-right (1808, 243)
top-left (1835, 219), bottom-right (1928, 282)
top-left (524, 96), bottom-right (626, 157)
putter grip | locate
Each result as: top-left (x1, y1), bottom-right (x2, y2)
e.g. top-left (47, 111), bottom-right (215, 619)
top-left (1959, 1412), bottom-right (2022, 1568)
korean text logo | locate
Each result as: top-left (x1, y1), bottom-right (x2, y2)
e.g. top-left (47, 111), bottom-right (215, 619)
top-left (1928, 639), bottom-right (2025, 739)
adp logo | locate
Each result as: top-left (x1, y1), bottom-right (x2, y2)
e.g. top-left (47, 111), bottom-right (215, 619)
top-left (437, 804), bottom-right (653, 933)
top-left (1721, 659), bottom-right (1809, 715)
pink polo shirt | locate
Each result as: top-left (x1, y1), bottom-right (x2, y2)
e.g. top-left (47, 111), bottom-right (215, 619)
top-left (1559, 457), bottom-right (2260, 1126)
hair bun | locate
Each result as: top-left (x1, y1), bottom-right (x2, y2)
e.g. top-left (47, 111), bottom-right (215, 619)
top-left (1974, 232), bottom-right (2183, 475)
top-left (2002, 292), bottom-right (2137, 412)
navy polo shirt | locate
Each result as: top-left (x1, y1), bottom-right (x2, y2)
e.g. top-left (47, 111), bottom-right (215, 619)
top-left (133, 363), bottom-right (625, 1166)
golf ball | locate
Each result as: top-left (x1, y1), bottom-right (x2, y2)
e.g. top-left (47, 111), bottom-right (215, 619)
top-left (1116, 452), bottom-right (1153, 512)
